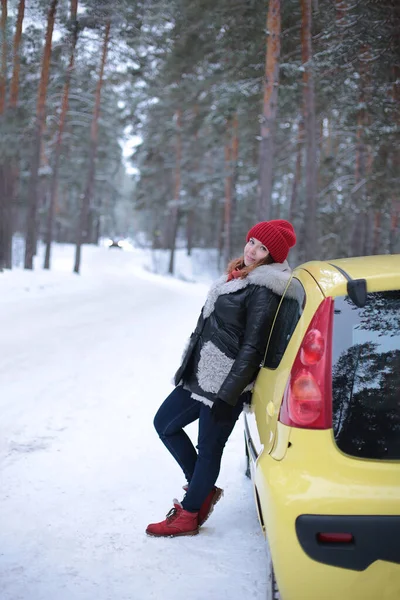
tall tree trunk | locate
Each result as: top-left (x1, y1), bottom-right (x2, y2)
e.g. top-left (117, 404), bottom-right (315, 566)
top-left (257, 0), bottom-right (281, 220)
top-left (300, 0), bottom-right (318, 261)
top-left (222, 113), bottom-right (239, 264)
top-left (93, 190), bottom-right (103, 245)
top-left (389, 198), bottom-right (399, 254)
top-left (335, 0), bottom-right (348, 30)
top-left (0, 0), bottom-right (7, 271)
top-left (186, 105), bottom-right (199, 257)
top-left (74, 19), bottom-right (110, 274)
top-left (0, 0), bottom-right (6, 113)
top-left (351, 112), bottom-right (366, 255)
top-left (168, 108), bottom-right (182, 275)
top-left (389, 67), bottom-right (400, 253)
top-left (289, 118), bottom-right (304, 221)
top-left (24, 0), bottom-right (58, 270)
top-left (371, 210), bottom-right (381, 255)
top-left (0, 166), bottom-right (5, 271)
top-left (222, 117), bottom-right (232, 264)
top-left (362, 146), bottom-right (374, 256)
top-left (9, 0), bottom-right (24, 108)
top-left (350, 47), bottom-right (370, 257)
top-left (2, 167), bottom-right (14, 268)
top-left (0, 0), bottom-right (25, 270)
top-left (230, 112), bottom-right (239, 236)
top-left (44, 0), bottom-right (79, 269)
top-left (186, 208), bottom-right (194, 256)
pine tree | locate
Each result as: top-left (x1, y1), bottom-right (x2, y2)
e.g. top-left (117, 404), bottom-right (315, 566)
top-left (74, 18), bottom-right (111, 274)
top-left (44, 0), bottom-right (79, 269)
top-left (257, 0), bottom-right (281, 220)
top-left (24, 0), bottom-right (59, 270)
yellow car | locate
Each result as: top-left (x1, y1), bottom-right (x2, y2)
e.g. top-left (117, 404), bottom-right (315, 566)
top-left (244, 255), bottom-right (400, 600)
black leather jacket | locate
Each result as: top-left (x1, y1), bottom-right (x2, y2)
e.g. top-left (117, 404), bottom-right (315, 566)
top-left (174, 262), bottom-right (293, 407)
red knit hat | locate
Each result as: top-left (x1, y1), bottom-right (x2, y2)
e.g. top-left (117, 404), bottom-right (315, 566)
top-left (246, 220), bottom-right (296, 263)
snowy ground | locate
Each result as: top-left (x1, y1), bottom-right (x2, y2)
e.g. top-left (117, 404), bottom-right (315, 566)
top-left (0, 244), bottom-right (268, 600)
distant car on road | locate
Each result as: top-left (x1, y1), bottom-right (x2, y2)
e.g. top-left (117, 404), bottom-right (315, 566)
top-left (104, 238), bottom-right (134, 251)
top-left (244, 254), bottom-right (400, 600)
top-left (108, 239), bottom-right (123, 249)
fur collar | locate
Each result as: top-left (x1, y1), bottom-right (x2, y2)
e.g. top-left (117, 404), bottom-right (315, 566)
top-left (203, 261), bottom-right (298, 318)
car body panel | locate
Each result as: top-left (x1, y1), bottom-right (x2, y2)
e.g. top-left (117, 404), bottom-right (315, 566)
top-left (245, 255), bottom-right (400, 600)
top-left (252, 429), bottom-right (400, 600)
top-left (270, 421), bottom-right (291, 461)
top-left (302, 255), bottom-right (400, 297)
top-left (247, 268), bottom-right (324, 456)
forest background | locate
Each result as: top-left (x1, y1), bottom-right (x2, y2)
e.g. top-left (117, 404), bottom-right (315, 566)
top-left (0, 0), bottom-right (399, 275)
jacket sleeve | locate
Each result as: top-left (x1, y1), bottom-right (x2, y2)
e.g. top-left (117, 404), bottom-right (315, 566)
top-left (217, 286), bottom-right (280, 406)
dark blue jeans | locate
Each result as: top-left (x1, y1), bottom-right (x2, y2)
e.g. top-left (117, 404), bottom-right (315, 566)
top-left (154, 386), bottom-right (244, 513)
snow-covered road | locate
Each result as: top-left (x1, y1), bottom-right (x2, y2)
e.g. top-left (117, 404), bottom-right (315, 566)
top-left (0, 246), bottom-right (268, 600)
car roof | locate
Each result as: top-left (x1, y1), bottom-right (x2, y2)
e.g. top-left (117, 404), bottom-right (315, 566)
top-left (294, 254), bottom-right (400, 296)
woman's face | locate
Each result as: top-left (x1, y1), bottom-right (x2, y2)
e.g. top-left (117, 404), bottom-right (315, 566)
top-left (243, 237), bottom-right (269, 267)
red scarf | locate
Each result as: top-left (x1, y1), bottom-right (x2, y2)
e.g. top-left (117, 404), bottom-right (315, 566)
top-left (226, 267), bottom-right (245, 282)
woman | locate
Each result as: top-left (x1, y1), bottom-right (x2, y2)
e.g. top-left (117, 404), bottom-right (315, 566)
top-left (146, 219), bottom-right (297, 537)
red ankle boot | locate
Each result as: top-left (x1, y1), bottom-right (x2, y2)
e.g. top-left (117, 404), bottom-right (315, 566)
top-left (183, 485), bottom-right (224, 526)
top-left (199, 487), bottom-right (224, 526)
top-left (146, 501), bottom-right (199, 538)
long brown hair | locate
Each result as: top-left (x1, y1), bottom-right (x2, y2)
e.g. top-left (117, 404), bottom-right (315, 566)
top-left (226, 254), bottom-right (274, 279)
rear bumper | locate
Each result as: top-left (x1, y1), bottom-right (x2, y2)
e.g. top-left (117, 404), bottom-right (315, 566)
top-left (296, 514), bottom-right (400, 571)
top-left (249, 427), bottom-right (400, 600)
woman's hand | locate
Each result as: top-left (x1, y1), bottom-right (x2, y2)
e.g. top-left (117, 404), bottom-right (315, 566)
top-left (210, 398), bottom-right (234, 423)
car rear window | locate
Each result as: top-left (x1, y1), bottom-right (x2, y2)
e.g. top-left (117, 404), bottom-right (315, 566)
top-left (332, 290), bottom-right (400, 460)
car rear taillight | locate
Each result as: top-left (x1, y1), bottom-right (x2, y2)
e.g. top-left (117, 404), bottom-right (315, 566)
top-left (279, 297), bottom-right (333, 429)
